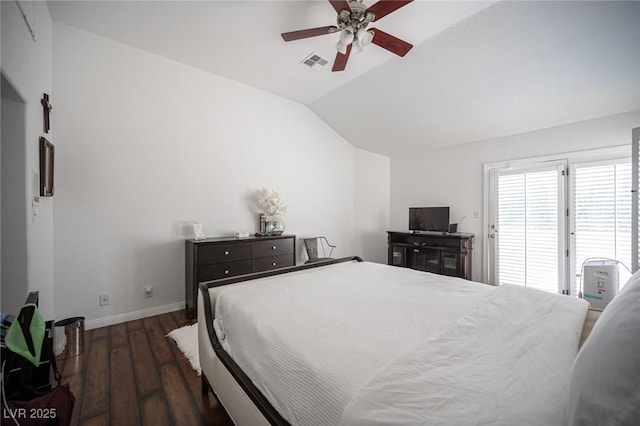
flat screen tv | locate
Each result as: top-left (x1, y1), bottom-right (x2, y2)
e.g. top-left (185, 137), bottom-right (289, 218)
top-left (409, 207), bottom-right (450, 233)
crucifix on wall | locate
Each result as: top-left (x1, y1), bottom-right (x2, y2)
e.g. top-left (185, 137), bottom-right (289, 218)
top-left (41, 93), bottom-right (52, 133)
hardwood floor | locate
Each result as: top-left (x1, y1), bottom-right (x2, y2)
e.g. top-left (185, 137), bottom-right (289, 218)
top-left (56, 310), bottom-right (233, 426)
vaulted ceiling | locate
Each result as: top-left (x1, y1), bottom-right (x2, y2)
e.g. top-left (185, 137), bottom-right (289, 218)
top-left (47, 1), bottom-right (640, 156)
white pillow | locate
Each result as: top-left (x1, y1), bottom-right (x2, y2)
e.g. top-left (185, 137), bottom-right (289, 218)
top-left (568, 271), bottom-right (640, 425)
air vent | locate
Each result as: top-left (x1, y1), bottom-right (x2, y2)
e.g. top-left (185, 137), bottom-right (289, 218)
top-left (301, 53), bottom-right (328, 69)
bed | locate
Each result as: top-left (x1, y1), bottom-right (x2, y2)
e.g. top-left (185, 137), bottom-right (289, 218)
top-left (197, 257), bottom-right (640, 426)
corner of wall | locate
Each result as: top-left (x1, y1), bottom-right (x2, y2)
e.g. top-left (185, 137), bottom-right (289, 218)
top-left (354, 148), bottom-right (391, 263)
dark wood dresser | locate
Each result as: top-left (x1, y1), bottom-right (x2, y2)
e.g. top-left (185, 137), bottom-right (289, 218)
top-left (387, 231), bottom-right (473, 280)
top-left (185, 234), bottom-right (296, 317)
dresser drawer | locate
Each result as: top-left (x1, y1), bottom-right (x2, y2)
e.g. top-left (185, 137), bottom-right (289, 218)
top-left (252, 238), bottom-right (294, 259)
top-left (197, 260), bottom-right (252, 282)
top-left (252, 254), bottom-right (294, 272)
top-left (197, 242), bottom-right (251, 265)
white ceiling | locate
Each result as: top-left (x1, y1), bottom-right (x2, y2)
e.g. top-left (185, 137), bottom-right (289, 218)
top-left (47, 0), bottom-right (640, 156)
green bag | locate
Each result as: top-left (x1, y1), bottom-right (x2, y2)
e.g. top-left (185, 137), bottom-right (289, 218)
top-left (5, 303), bottom-right (46, 366)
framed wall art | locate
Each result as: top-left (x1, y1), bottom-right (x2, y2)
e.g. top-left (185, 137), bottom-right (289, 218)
top-left (39, 137), bottom-right (54, 196)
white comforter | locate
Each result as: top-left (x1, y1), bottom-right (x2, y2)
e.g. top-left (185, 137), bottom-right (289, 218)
top-left (214, 261), bottom-right (492, 425)
top-left (213, 261), bottom-right (588, 426)
top-left (340, 284), bottom-right (589, 426)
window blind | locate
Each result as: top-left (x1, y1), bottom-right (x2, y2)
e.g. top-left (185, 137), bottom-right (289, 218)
top-left (574, 161), bottom-right (632, 287)
top-left (633, 127), bottom-right (640, 273)
top-left (498, 168), bottom-right (559, 292)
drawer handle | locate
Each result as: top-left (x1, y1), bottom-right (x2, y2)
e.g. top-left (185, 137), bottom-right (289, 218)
top-left (272, 246), bottom-right (277, 250)
top-left (272, 262), bottom-right (277, 266)
top-left (224, 270), bottom-right (229, 275)
top-left (224, 250), bottom-right (230, 255)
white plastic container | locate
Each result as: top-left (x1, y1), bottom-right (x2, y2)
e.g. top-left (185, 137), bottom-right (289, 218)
top-left (582, 259), bottom-right (619, 310)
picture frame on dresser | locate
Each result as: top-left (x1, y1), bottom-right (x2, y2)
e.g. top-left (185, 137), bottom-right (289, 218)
top-left (192, 223), bottom-right (205, 240)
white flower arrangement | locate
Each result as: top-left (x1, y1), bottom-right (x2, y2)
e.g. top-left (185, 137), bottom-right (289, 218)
top-left (257, 190), bottom-right (287, 221)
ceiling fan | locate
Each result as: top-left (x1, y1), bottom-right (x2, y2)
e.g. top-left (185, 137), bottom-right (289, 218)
top-left (281, 0), bottom-right (414, 72)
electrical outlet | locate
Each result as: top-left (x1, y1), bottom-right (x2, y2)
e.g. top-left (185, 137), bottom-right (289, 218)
top-left (99, 293), bottom-right (110, 306)
top-left (144, 286), bottom-right (153, 298)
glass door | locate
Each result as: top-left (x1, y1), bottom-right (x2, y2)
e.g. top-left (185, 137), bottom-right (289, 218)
top-left (441, 252), bottom-right (459, 276)
top-left (488, 160), bottom-right (568, 293)
top-left (390, 245), bottom-right (406, 266)
top-left (409, 248), bottom-right (439, 273)
top-left (570, 158), bottom-right (633, 293)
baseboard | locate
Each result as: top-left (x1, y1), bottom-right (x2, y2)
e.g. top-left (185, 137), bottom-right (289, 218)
top-left (84, 301), bottom-right (186, 330)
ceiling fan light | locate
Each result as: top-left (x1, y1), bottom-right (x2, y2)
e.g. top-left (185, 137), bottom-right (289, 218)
top-left (339, 28), bottom-right (354, 44)
top-left (356, 29), bottom-right (374, 48)
top-left (336, 40), bottom-right (349, 54)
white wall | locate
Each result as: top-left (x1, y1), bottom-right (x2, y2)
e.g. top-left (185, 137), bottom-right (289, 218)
top-left (354, 148), bottom-right (390, 263)
top-left (391, 110), bottom-right (640, 282)
top-left (2, 84), bottom-right (29, 317)
top-left (53, 23), bottom-right (390, 327)
top-left (1, 1), bottom-right (54, 319)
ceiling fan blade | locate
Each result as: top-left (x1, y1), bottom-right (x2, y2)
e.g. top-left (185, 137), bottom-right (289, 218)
top-left (366, 0), bottom-right (413, 22)
top-left (371, 28), bottom-right (413, 57)
top-left (328, 0), bottom-right (351, 14)
top-left (281, 26), bottom-right (338, 42)
top-left (332, 44), bottom-right (352, 72)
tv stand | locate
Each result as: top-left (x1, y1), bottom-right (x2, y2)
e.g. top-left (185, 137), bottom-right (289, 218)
top-left (387, 231), bottom-right (473, 280)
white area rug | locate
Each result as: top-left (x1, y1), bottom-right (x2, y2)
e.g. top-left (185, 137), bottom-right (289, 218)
top-left (167, 323), bottom-right (201, 375)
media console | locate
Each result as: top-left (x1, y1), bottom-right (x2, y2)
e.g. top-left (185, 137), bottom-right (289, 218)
top-left (387, 231), bottom-right (473, 280)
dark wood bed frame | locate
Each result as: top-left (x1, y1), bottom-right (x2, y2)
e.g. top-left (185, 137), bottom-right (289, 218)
top-left (198, 256), bottom-right (364, 426)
